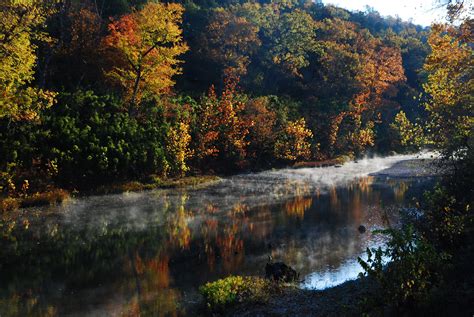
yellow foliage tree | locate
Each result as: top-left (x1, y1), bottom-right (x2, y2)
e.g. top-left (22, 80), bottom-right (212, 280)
top-left (390, 111), bottom-right (424, 151)
top-left (0, 1), bottom-right (56, 121)
top-left (423, 23), bottom-right (473, 151)
top-left (104, 2), bottom-right (188, 110)
top-left (275, 118), bottom-right (313, 161)
top-left (166, 122), bottom-right (193, 177)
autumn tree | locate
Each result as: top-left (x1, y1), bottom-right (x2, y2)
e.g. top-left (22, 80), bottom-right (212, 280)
top-left (42, 1), bottom-right (106, 89)
top-left (204, 8), bottom-right (261, 78)
top-left (312, 18), bottom-right (406, 156)
top-left (389, 111), bottom-right (424, 151)
top-left (104, 2), bottom-right (188, 110)
top-left (423, 23), bottom-right (473, 157)
top-left (352, 40), bottom-right (406, 114)
top-left (275, 118), bottom-right (313, 162)
top-left (243, 97), bottom-right (277, 165)
top-left (0, 1), bottom-right (56, 121)
top-left (194, 76), bottom-right (252, 169)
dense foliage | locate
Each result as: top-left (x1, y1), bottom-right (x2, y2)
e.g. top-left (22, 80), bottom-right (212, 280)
top-left (0, 0), bottom-right (436, 199)
top-left (358, 7), bottom-right (473, 314)
top-left (0, 1), bottom-right (473, 314)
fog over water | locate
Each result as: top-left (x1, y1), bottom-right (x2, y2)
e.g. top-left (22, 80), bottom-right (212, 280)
top-left (0, 153), bottom-right (437, 316)
top-left (59, 152), bottom-right (435, 229)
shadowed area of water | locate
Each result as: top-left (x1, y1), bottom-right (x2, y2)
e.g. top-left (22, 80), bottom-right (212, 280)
top-left (0, 153), bottom-right (436, 316)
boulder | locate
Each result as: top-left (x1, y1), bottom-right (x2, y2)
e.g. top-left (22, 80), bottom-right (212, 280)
top-left (265, 261), bottom-right (299, 282)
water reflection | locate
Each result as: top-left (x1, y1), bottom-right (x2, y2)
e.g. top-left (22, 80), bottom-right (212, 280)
top-left (0, 155), bottom-right (436, 316)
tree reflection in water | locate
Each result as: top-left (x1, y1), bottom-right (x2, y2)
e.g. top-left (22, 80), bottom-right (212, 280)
top-left (0, 173), bottom-right (435, 316)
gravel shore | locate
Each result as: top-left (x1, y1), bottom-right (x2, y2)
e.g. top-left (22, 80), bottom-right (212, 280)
top-left (369, 158), bottom-right (440, 178)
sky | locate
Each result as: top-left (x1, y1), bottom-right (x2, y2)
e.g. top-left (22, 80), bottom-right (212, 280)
top-left (323, 0), bottom-right (448, 26)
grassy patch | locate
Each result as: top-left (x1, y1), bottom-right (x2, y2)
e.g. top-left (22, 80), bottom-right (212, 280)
top-left (200, 276), bottom-right (282, 312)
top-left (293, 155), bottom-right (351, 168)
top-left (94, 175), bottom-right (221, 195)
top-left (19, 189), bottom-right (70, 208)
top-left (0, 176), bottom-right (220, 211)
top-left (0, 189), bottom-right (70, 211)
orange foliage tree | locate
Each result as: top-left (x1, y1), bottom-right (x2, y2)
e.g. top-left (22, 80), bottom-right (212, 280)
top-left (317, 18), bottom-right (406, 155)
top-left (103, 2), bottom-right (188, 110)
top-left (243, 97), bottom-right (277, 164)
top-left (194, 75), bottom-right (253, 168)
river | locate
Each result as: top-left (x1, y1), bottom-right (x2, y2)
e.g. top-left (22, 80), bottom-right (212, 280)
top-left (0, 153), bottom-right (438, 316)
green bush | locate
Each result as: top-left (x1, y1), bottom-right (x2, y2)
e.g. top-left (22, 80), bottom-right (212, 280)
top-left (358, 225), bottom-right (449, 309)
top-left (199, 276), bottom-right (274, 312)
top-left (421, 183), bottom-right (472, 249)
top-left (41, 91), bottom-right (169, 186)
top-left (0, 118), bottom-right (50, 195)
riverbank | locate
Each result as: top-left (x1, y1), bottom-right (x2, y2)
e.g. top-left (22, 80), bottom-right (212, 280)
top-left (224, 244), bottom-right (474, 317)
top-left (0, 175), bottom-right (221, 212)
top-left (0, 153), bottom-right (355, 212)
top-left (370, 157), bottom-right (440, 178)
top-left (225, 277), bottom-right (378, 317)
top-left (0, 152), bottom-right (437, 212)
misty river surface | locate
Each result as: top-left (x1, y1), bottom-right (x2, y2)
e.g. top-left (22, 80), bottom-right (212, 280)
top-left (0, 154), bottom-right (437, 316)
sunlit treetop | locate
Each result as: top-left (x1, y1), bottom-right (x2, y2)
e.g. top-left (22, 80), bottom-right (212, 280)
top-left (103, 2), bottom-right (188, 109)
top-left (0, 1), bottom-right (57, 121)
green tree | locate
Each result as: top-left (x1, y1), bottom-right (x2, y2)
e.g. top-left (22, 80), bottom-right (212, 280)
top-left (267, 9), bottom-right (320, 77)
top-left (389, 111), bottom-right (424, 151)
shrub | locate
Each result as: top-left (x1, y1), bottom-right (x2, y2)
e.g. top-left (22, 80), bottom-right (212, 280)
top-left (19, 189), bottom-right (70, 208)
top-left (358, 225), bottom-right (448, 307)
top-left (358, 226), bottom-right (449, 309)
top-left (199, 276), bottom-right (274, 312)
top-left (41, 91), bottom-right (169, 186)
top-left (0, 198), bottom-right (20, 212)
top-left (421, 184), bottom-right (471, 248)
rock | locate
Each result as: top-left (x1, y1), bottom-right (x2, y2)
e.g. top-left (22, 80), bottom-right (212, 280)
top-left (265, 261), bottom-right (299, 282)
top-left (358, 225), bottom-right (366, 233)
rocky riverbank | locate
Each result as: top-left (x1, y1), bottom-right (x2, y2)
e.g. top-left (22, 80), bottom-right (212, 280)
top-left (225, 277), bottom-right (379, 317)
